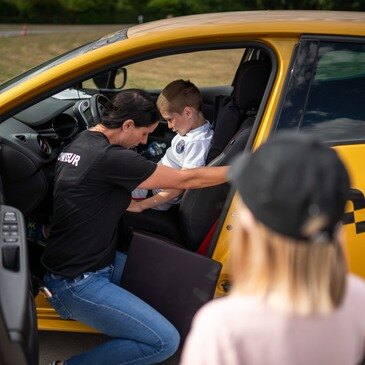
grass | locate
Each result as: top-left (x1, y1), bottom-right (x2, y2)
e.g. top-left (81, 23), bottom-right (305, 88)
top-left (0, 25), bottom-right (121, 83)
top-left (124, 50), bottom-right (243, 89)
top-left (0, 24), bottom-right (244, 87)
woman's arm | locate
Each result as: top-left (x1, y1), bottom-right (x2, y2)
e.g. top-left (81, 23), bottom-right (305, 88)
top-left (137, 164), bottom-right (228, 190)
top-left (127, 188), bottom-right (183, 212)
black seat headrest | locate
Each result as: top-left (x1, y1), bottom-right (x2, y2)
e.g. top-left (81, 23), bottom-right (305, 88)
top-left (233, 60), bottom-right (271, 112)
top-left (206, 60), bottom-right (271, 165)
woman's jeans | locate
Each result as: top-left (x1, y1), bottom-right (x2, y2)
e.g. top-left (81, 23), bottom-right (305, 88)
top-left (43, 252), bottom-right (180, 365)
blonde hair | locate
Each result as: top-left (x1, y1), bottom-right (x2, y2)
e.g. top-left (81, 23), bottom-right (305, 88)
top-left (231, 202), bottom-right (347, 315)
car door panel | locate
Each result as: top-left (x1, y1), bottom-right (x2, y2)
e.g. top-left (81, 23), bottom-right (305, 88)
top-left (0, 205), bottom-right (38, 365)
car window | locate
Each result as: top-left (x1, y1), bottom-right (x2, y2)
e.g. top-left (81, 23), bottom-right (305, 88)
top-left (276, 40), bottom-right (365, 144)
top-left (124, 49), bottom-right (244, 89)
top-left (83, 49), bottom-right (244, 90)
top-left (300, 43), bottom-right (365, 142)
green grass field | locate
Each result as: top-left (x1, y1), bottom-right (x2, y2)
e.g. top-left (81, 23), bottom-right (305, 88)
top-left (0, 24), bottom-right (121, 83)
top-left (0, 24), bottom-right (243, 88)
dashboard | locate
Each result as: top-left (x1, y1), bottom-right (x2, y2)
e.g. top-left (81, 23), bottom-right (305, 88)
top-left (0, 91), bottom-right (96, 216)
top-left (13, 95), bottom-right (94, 140)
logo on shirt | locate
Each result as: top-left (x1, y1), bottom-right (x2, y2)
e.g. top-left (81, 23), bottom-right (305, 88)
top-left (58, 152), bottom-right (81, 166)
top-left (176, 140), bottom-right (185, 154)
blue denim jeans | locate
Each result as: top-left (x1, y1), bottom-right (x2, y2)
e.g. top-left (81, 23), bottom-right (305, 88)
top-left (43, 252), bottom-right (180, 365)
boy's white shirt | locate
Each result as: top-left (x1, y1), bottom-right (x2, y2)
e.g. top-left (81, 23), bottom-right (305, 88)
top-left (132, 120), bottom-right (213, 210)
top-left (160, 120), bottom-right (213, 169)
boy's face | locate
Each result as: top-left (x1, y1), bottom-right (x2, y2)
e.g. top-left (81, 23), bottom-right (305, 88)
top-left (160, 107), bottom-right (193, 136)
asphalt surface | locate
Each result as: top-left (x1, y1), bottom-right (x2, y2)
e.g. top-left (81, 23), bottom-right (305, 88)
top-left (39, 331), bottom-right (106, 365)
top-left (39, 330), bottom-right (181, 365)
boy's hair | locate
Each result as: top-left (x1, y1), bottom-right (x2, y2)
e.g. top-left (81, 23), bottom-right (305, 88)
top-left (101, 89), bottom-right (159, 129)
top-left (231, 202), bottom-right (347, 316)
top-left (157, 79), bottom-right (202, 114)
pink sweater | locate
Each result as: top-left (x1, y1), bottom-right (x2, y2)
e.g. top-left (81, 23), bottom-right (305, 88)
top-left (181, 275), bottom-right (365, 365)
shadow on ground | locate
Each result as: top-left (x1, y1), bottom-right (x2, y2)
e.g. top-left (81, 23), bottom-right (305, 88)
top-left (39, 331), bottom-right (181, 365)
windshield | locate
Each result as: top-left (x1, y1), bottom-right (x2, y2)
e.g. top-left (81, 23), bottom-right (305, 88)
top-left (0, 29), bottom-right (128, 94)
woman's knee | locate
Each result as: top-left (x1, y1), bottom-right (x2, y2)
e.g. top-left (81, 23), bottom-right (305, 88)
top-left (158, 320), bottom-right (180, 357)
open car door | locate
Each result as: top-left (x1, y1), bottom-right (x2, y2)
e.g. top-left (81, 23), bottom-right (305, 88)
top-left (0, 204), bottom-right (38, 365)
top-left (120, 231), bottom-right (223, 342)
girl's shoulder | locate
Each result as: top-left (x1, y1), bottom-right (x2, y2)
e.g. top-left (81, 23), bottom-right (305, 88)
top-left (347, 274), bottom-right (365, 299)
top-left (194, 295), bottom-right (265, 328)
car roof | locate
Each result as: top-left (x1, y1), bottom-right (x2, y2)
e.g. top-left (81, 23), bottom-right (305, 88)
top-left (128, 10), bottom-right (365, 38)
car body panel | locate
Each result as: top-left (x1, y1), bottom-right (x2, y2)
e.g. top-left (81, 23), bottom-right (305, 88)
top-left (335, 145), bottom-right (365, 277)
top-left (35, 296), bottom-right (96, 333)
top-left (127, 11), bottom-right (365, 39)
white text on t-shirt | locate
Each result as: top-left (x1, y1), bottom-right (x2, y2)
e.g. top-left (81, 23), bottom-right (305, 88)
top-left (58, 152), bottom-right (81, 166)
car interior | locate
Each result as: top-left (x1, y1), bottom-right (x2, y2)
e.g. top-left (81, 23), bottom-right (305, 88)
top-left (0, 44), bottom-right (274, 353)
top-left (126, 56), bottom-right (272, 252)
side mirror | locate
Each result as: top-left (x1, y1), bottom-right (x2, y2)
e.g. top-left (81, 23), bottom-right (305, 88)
top-left (92, 68), bottom-right (127, 90)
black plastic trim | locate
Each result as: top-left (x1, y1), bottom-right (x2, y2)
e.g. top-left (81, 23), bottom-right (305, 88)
top-left (206, 45), bottom-right (278, 257)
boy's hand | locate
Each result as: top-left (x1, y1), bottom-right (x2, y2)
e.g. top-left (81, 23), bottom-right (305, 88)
top-left (127, 200), bottom-right (143, 213)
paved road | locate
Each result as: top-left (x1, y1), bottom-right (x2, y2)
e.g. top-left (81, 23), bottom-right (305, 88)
top-left (39, 330), bottom-right (181, 365)
top-left (39, 331), bottom-right (106, 365)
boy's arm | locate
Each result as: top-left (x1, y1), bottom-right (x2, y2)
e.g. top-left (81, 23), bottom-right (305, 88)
top-left (127, 188), bottom-right (184, 213)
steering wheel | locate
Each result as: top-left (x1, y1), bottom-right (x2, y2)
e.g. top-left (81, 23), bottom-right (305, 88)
top-left (89, 94), bottom-right (111, 127)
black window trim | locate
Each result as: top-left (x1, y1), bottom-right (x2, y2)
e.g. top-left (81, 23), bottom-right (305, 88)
top-left (206, 44), bottom-right (277, 257)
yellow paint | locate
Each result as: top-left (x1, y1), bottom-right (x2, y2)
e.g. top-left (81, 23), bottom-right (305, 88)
top-left (334, 146), bottom-right (365, 279)
top-left (36, 295), bottom-right (97, 332)
top-left (212, 195), bottom-right (238, 297)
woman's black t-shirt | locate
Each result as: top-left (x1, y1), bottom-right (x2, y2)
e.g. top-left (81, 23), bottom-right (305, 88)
top-left (42, 131), bottom-right (157, 277)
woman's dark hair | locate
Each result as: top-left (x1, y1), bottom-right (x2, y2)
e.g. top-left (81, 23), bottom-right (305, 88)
top-left (101, 89), bottom-right (159, 129)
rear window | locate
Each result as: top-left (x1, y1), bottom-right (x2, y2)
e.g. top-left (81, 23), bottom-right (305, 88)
top-left (276, 39), bottom-right (365, 144)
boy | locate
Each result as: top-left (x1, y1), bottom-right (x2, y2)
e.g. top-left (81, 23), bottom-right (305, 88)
top-left (128, 79), bottom-right (213, 212)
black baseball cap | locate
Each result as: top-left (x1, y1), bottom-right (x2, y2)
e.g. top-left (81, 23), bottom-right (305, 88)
top-left (229, 133), bottom-right (350, 243)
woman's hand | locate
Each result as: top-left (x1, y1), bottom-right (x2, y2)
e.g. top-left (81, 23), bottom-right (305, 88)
top-left (127, 200), bottom-right (143, 213)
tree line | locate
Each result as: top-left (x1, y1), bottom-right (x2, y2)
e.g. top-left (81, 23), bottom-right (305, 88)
top-left (1, 0), bottom-right (364, 24)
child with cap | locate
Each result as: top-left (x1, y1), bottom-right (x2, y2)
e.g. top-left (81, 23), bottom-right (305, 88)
top-left (128, 79), bottom-right (213, 212)
top-left (181, 133), bottom-right (365, 365)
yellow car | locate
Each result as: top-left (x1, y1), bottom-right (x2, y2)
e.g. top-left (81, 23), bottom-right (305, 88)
top-left (0, 10), bottom-right (365, 364)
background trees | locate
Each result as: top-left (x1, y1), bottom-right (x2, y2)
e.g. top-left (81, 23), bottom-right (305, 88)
top-left (0, 0), bottom-right (363, 24)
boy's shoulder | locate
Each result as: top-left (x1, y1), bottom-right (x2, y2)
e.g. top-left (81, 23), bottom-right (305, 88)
top-left (186, 121), bottom-right (213, 140)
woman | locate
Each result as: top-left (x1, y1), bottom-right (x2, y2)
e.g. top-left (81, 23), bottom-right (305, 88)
top-left (181, 134), bottom-right (365, 365)
top-left (41, 89), bottom-right (228, 365)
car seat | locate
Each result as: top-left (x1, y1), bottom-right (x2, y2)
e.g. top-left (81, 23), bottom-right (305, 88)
top-left (125, 59), bottom-right (272, 251)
